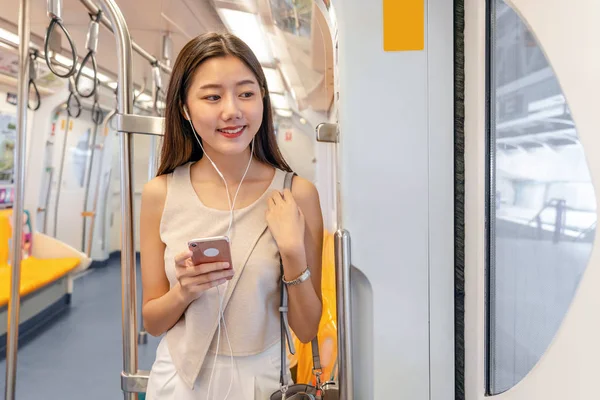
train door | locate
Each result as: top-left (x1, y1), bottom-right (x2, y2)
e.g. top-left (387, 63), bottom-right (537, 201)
top-left (332, 0), bottom-right (455, 398)
top-left (464, 0), bottom-right (600, 398)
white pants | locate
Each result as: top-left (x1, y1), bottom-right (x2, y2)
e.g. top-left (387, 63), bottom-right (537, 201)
top-left (146, 338), bottom-right (292, 399)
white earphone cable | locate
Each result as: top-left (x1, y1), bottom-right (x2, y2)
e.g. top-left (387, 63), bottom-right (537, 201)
top-left (186, 111), bottom-right (251, 399)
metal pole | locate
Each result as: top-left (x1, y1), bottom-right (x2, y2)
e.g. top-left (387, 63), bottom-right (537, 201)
top-left (78, 0), bottom-right (172, 75)
top-left (52, 112), bottom-right (70, 238)
top-left (100, 170), bottom-right (111, 251)
top-left (335, 229), bottom-right (353, 400)
top-left (95, 1), bottom-right (138, 399)
top-left (5, 0), bottom-right (30, 398)
top-left (81, 116), bottom-right (101, 252)
top-left (41, 167), bottom-right (53, 234)
top-left (86, 109), bottom-right (116, 257)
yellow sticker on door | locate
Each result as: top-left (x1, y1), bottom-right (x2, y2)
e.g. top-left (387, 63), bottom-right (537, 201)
top-left (383, 0), bottom-right (424, 51)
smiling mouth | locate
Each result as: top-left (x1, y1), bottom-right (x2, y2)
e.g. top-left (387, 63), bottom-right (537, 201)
top-left (217, 126), bottom-right (246, 138)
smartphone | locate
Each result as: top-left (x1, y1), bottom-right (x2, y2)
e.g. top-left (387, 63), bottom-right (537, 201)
top-left (187, 236), bottom-right (233, 268)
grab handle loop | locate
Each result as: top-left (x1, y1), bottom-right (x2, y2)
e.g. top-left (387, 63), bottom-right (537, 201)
top-left (28, 51), bottom-right (41, 111)
top-left (67, 77), bottom-right (82, 118)
top-left (91, 85), bottom-right (104, 125)
top-left (44, 16), bottom-right (78, 78)
top-left (75, 11), bottom-right (102, 98)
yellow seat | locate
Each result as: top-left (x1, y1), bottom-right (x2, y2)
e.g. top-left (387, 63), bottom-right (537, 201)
top-left (0, 256), bottom-right (81, 307)
top-left (0, 210), bottom-right (82, 307)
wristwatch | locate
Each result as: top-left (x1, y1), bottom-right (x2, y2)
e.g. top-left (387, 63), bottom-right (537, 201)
top-left (282, 267), bottom-right (311, 286)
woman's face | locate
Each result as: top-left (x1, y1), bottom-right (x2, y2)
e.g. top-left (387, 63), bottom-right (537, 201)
top-left (184, 55), bottom-right (264, 156)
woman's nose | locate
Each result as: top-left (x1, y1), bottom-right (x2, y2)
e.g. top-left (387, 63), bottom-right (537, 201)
top-left (221, 96), bottom-right (242, 120)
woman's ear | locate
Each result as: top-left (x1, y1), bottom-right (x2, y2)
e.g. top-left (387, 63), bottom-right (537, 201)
top-left (181, 105), bottom-right (190, 120)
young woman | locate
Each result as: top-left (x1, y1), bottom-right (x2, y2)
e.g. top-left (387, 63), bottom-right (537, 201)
top-left (141, 32), bottom-right (323, 399)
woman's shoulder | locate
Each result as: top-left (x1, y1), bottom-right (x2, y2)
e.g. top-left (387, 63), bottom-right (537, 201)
top-left (267, 163), bottom-right (318, 200)
top-left (287, 174), bottom-right (323, 229)
top-left (289, 175), bottom-right (319, 203)
top-left (141, 174), bottom-right (168, 208)
top-left (144, 162), bottom-right (192, 198)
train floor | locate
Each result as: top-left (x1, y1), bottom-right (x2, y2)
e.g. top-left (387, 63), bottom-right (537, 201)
top-left (0, 257), bottom-right (161, 399)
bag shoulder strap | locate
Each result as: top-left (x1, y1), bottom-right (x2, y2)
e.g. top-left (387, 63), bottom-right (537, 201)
top-left (279, 171), bottom-right (322, 389)
top-left (283, 171), bottom-right (295, 193)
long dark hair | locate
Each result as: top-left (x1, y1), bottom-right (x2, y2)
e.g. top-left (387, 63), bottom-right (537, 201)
top-left (156, 32), bottom-right (291, 176)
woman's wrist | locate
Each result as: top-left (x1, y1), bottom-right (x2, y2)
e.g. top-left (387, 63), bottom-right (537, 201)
top-left (280, 245), bottom-right (308, 280)
top-left (279, 241), bottom-right (305, 259)
top-left (172, 282), bottom-right (192, 307)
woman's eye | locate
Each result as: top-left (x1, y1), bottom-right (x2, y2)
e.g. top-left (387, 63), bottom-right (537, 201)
top-left (240, 92), bottom-right (254, 98)
top-left (205, 95), bottom-right (220, 101)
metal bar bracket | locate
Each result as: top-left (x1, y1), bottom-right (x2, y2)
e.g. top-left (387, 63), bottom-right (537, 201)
top-left (116, 114), bottom-right (165, 136)
top-left (316, 122), bottom-right (339, 143)
top-left (121, 370), bottom-right (150, 393)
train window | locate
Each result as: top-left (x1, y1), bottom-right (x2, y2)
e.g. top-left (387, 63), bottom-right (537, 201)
top-left (486, 0), bottom-right (597, 394)
top-left (269, 0), bottom-right (313, 37)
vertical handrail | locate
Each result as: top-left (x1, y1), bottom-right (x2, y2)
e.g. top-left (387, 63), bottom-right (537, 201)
top-left (100, 170), bottom-right (111, 251)
top-left (42, 167), bottom-right (53, 233)
top-left (81, 107), bottom-right (102, 252)
top-left (334, 229), bottom-right (353, 400)
top-left (52, 110), bottom-right (70, 237)
top-left (5, 0), bottom-right (30, 398)
top-left (86, 108), bottom-right (117, 257)
top-left (94, 1), bottom-right (138, 399)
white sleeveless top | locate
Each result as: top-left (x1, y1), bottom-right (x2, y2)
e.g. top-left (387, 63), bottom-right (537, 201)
top-left (159, 162), bottom-right (286, 389)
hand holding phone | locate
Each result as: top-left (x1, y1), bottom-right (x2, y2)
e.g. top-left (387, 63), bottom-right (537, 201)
top-left (173, 236), bottom-right (234, 304)
top-left (187, 236), bottom-right (233, 267)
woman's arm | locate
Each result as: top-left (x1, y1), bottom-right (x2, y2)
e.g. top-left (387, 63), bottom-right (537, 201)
top-left (140, 176), bottom-right (190, 337)
top-left (267, 176), bottom-right (324, 343)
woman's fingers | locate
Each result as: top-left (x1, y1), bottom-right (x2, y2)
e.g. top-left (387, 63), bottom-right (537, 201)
top-left (182, 261), bottom-right (231, 277)
top-left (181, 268), bottom-right (234, 286)
top-left (187, 278), bottom-right (229, 296)
top-left (281, 188), bottom-right (295, 203)
top-left (174, 250), bottom-right (193, 267)
top-left (271, 190), bottom-right (284, 205)
top-left (199, 268), bottom-right (235, 284)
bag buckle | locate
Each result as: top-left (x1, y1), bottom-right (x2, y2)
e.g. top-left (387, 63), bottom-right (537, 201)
top-left (312, 367), bottom-right (323, 387)
top-left (312, 367), bottom-right (324, 399)
top-left (280, 384), bottom-right (289, 400)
